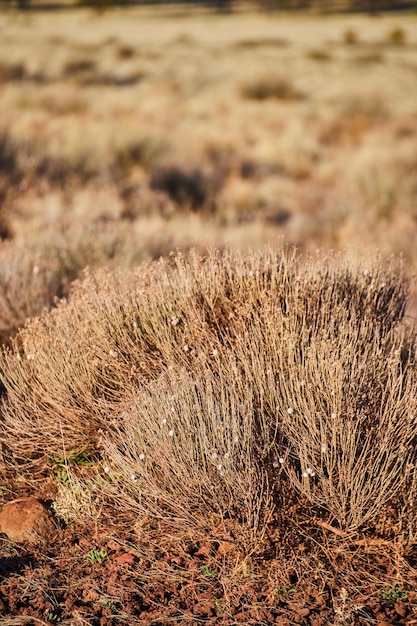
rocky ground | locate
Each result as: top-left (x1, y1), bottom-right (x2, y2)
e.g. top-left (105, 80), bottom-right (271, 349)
top-left (1, 475), bottom-right (417, 625)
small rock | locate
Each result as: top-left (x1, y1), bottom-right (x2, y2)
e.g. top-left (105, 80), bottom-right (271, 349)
top-left (114, 553), bottom-right (135, 565)
top-left (0, 497), bottom-right (59, 544)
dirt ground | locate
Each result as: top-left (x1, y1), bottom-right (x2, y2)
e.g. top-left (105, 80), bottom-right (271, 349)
top-left (1, 470), bottom-right (417, 625)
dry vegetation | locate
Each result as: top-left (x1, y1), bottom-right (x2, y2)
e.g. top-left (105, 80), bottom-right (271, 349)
top-left (1, 4), bottom-right (417, 624)
top-left (1, 248), bottom-right (417, 623)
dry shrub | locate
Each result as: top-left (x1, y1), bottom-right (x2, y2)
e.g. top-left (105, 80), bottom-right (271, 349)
top-left (115, 44), bottom-right (136, 59)
top-left (352, 50), bottom-right (384, 65)
top-left (319, 97), bottom-right (388, 146)
top-left (0, 240), bottom-right (79, 345)
top-left (0, 61), bottom-right (26, 83)
top-left (0, 129), bottom-right (97, 190)
top-left (343, 28), bottom-right (358, 45)
top-left (0, 226), bottom-right (131, 345)
top-left (306, 48), bottom-right (332, 62)
top-left (62, 59), bottom-right (97, 78)
top-left (240, 77), bottom-right (303, 101)
top-left (150, 165), bottom-right (222, 212)
top-left (0, 132), bottom-right (18, 179)
top-left (387, 26), bottom-right (406, 46)
top-left (114, 136), bottom-right (164, 175)
top-left (234, 37), bottom-right (289, 49)
top-left (1, 249), bottom-right (417, 542)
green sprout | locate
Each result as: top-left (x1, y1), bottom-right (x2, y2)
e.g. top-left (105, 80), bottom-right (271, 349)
top-left (380, 584), bottom-right (408, 602)
top-left (200, 565), bottom-right (217, 580)
top-left (87, 548), bottom-right (108, 564)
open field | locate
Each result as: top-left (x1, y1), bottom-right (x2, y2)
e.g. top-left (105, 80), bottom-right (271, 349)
top-left (1, 5), bottom-right (417, 625)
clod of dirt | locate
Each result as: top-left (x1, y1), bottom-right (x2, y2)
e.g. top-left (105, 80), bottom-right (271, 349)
top-left (0, 497), bottom-right (59, 544)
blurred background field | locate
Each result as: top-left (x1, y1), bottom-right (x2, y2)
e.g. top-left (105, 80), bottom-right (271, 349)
top-left (0, 3), bottom-right (416, 337)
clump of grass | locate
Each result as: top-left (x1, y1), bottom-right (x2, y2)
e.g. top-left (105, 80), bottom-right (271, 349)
top-left (0, 226), bottom-right (135, 345)
top-left (1, 249), bottom-right (417, 552)
top-left (150, 165), bottom-right (221, 212)
top-left (62, 59), bottom-right (97, 78)
top-left (234, 37), bottom-right (289, 49)
top-left (306, 48), bottom-right (332, 62)
top-left (241, 77), bottom-right (303, 102)
top-left (114, 136), bottom-right (164, 174)
top-left (352, 51), bottom-right (384, 65)
top-left (0, 61), bottom-right (26, 83)
top-left (387, 27), bottom-right (406, 46)
top-left (0, 129), bottom-right (98, 190)
top-left (343, 28), bottom-right (358, 45)
top-left (116, 44), bottom-right (136, 59)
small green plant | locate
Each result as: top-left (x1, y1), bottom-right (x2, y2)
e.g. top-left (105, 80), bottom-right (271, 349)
top-left (53, 451), bottom-right (94, 468)
top-left (380, 584), bottom-right (408, 602)
top-left (87, 548), bottom-right (108, 564)
top-left (101, 599), bottom-right (115, 609)
top-left (52, 451), bottom-right (95, 483)
top-left (214, 598), bottom-right (223, 612)
top-left (276, 585), bottom-right (297, 596)
top-left (55, 467), bottom-right (69, 485)
top-left (200, 565), bottom-right (217, 580)
top-left (45, 611), bottom-right (61, 623)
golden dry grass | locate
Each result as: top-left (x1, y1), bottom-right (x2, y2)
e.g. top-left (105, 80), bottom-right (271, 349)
top-left (0, 8), bottom-right (416, 261)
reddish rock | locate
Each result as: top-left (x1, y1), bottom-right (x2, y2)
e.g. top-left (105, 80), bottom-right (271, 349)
top-left (113, 553), bottom-right (135, 565)
top-left (0, 497), bottom-right (59, 544)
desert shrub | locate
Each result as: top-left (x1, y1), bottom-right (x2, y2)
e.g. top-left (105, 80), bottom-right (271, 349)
top-left (115, 44), bottom-right (136, 60)
top-left (0, 209), bottom-right (13, 240)
top-left (114, 136), bottom-right (163, 175)
top-left (62, 59), bottom-right (97, 78)
top-left (306, 48), bottom-right (332, 62)
top-left (352, 51), bottom-right (384, 65)
top-left (78, 71), bottom-right (143, 87)
top-left (234, 37), bottom-right (289, 49)
top-left (1, 249), bottom-right (417, 543)
top-left (343, 28), bottom-right (358, 45)
top-left (0, 226), bottom-right (133, 345)
top-left (241, 77), bottom-right (303, 101)
top-left (387, 26), bottom-right (406, 46)
top-left (150, 165), bottom-right (217, 212)
top-left (0, 129), bottom-right (98, 190)
top-left (0, 131), bottom-right (18, 179)
top-left (0, 61), bottom-right (26, 83)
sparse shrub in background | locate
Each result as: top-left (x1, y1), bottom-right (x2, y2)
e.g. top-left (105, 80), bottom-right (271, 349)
top-left (319, 97), bottom-right (388, 145)
top-left (76, 0), bottom-right (129, 7)
top-left (0, 209), bottom-right (13, 241)
top-left (114, 136), bottom-right (164, 175)
top-left (387, 26), bottom-right (406, 46)
top-left (0, 129), bottom-right (98, 192)
top-left (343, 28), bottom-right (358, 45)
top-left (62, 59), bottom-right (97, 78)
top-left (1, 249), bottom-right (417, 550)
top-left (306, 48), bottom-right (332, 62)
top-left (241, 76), bottom-right (303, 101)
top-left (150, 165), bottom-right (221, 212)
top-left (352, 51), bottom-right (384, 65)
top-left (0, 61), bottom-right (26, 83)
top-left (116, 44), bottom-right (135, 59)
top-left (0, 131), bottom-right (18, 180)
top-left (0, 226), bottom-right (135, 345)
top-left (234, 37), bottom-right (289, 49)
